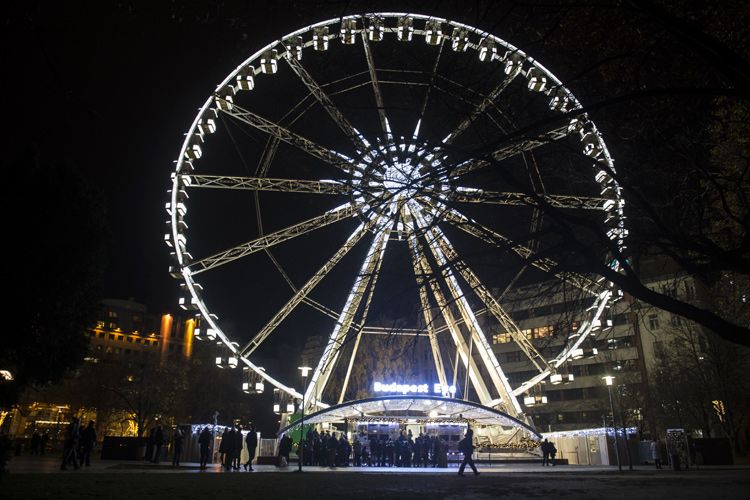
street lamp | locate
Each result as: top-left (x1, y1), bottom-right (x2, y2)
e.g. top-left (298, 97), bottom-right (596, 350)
top-left (603, 375), bottom-right (622, 472)
top-left (297, 366), bottom-right (312, 472)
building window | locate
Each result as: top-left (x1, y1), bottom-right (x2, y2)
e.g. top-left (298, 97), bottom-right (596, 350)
top-left (107, 311), bottom-right (118, 319)
top-left (505, 351), bottom-right (522, 363)
top-left (684, 283), bottom-right (695, 300)
top-left (653, 340), bottom-right (665, 358)
top-left (647, 314), bottom-right (660, 330)
top-left (108, 333), bottom-right (115, 341)
top-left (669, 314), bottom-right (682, 327)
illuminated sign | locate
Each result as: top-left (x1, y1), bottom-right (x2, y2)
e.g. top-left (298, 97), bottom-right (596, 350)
top-left (373, 382), bottom-right (457, 396)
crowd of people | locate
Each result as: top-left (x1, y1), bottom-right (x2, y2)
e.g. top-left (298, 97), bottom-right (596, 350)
top-left (295, 428), bottom-right (457, 468)
top-left (52, 417), bottom-right (552, 473)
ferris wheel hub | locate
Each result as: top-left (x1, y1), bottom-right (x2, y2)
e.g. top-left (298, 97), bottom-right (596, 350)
top-left (352, 139), bottom-right (449, 225)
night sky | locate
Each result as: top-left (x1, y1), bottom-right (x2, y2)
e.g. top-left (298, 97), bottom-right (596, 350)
top-left (4, 1), bottom-right (649, 381)
top-left (5, 1), bottom-right (504, 312)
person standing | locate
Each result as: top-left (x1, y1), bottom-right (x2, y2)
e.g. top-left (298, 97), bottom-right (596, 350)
top-left (549, 440), bottom-right (557, 466)
top-left (326, 432), bottom-right (337, 468)
top-left (223, 426), bottom-right (236, 470)
top-left (540, 438), bottom-right (551, 466)
top-left (233, 424), bottom-right (243, 470)
top-left (651, 438), bottom-right (663, 469)
top-left (152, 424), bottom-right (165, 463)
top-left (279, 432), bottom-right (292, 467)
top-left (244, 423), bottom-right (258, 471)
top-left (60, 417), bottom-right (81, 470)
top-left (145, 425), bottom-right (156, 462)
top-left (172, 427), bottom-right (184, 467)
top-left (457, 428), bottom-right (479, 476)
top-left (30, 430), bottom-right (41, 456)
top-left (198, 426), bottom-right (212, 470)
top-left (353, 437), bottom-right (362, 467)
top-left (80, 420), bottom-right (97, 466)
top-left (40, 431), bottom-right (50, 455)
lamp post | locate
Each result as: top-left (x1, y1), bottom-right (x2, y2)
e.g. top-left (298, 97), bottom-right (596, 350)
top-left (297, 366), bottom-right (312, 472)
top-left (603, 376), bottom-right (622, 472)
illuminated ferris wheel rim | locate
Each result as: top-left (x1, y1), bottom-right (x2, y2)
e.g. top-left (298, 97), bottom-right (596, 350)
top-left (167, 12), bottom-right (627, 416)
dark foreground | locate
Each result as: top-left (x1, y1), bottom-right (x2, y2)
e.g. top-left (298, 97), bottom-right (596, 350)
top-left (3, 467), bottom-right (749, 500)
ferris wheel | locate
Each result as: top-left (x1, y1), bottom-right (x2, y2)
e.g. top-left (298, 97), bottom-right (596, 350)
top-left (166, 13), bottom-right (626, 420)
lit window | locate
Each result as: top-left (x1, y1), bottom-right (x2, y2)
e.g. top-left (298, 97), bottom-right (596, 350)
top-left (493, 333), bottom-right (511, 344)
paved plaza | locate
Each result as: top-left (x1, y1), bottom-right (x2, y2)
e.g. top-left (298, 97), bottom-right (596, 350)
top-left (3, 456), bottom-right (749, 499)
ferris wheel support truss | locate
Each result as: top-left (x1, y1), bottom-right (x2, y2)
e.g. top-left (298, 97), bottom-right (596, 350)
top-left (337, 217), bottom-right (390, 404)
top-left (305, 214), bottom-right (392, 410)
top-left (410, 204), bottom-right (522, 416)
top-left (407, 224), bottom-right (495, 407)
top-left (405, 207), bottom-right (449, 392)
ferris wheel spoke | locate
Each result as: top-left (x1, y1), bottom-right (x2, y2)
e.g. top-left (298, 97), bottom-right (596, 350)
top-left (188, 203), bottom-right (359, 275)
top-left (220, 103), bottom-right (355, 174)
top-left (427, 223), bottom-right (551, 374)
top-left (416, 38), bottom-right (444, 128)
top-left (188, 175), bottom-right (351, 195)
top-left (240, 217), bottom-right (380, 358)
top-left (448, 124), bottom-right (570, 179)
top-left (284, 55), bottom-right (370, 153)
top-left (410, 203), bottom-right (522, 416)
top-left (305, 217), bottom-right (391, 409)
top-left (361, 32), bottom-right (390, 141)
top-left (442, 71), bottom-right (520, 145)
top-left (448, 186), bottom-right (610, 210)
top-left (422, 200), bottom-right (606, 295)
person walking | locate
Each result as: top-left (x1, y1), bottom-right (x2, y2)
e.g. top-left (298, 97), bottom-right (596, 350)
top-left (651, 438), bottom-right (663, 469)
top-left (198, 426), bottom-right (212, 470)
top-left (172, 427), bottom-right (184, 467)
top-left (458, 428), bottom-right (479, 476)
top-left (60, 417), bottom-right (81, 470)
top-left (80, 420), bottom-right (97, 466)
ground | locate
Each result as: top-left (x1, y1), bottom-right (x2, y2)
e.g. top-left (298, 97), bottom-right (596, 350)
top-left (3, 456), bottom-right (749, 499)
